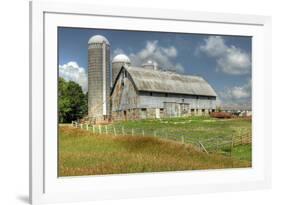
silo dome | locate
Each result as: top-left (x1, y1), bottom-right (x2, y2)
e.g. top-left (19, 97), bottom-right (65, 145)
top-left (112, 54), bottom-right (131, 86)
top-left (88, 35), bottom-right (110, 45)
top-left (112, 54), bottom-right (131, 63)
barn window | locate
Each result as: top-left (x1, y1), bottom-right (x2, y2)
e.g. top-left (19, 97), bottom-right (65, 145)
top-left (141, 108), bottom-right (147, 111)
top-left (191, 109), bottom-right (195, 112)
top-left (150, 92), bottom-right (153, 96)
top-left (165, 93), bottom-right (168, 97)
top-left (202, 109), bottom-right (205, 112)
top-left (160, 108), bottom-right (164, 111)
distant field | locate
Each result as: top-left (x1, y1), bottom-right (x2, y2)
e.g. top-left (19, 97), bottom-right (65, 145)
top-left (59, 117), bottom-right (252, 176)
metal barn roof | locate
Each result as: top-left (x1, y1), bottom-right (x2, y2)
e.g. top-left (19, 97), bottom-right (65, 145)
top-left (124, 66), bottom-right (217, 97)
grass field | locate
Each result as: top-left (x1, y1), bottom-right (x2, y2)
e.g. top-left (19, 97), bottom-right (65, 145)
top-left (113, 116), bottom-right (251, 140)
top-left (59, 116), bottom-right (252, 176)
top-left (78, 116), bottom-right (252, 154)
top-left (231, 144), bottom-right (252, 161)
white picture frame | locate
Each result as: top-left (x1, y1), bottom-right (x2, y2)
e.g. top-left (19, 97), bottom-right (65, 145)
top-left (30, 1), bottom-right (272, 204)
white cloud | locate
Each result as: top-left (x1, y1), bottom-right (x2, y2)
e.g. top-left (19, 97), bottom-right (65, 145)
top-left (127, 40), bottom-right (184, 73)
top-left (199, 36), bottom-right (227, 57)
top-left (219, 79), bottom-right (252, 107)
top-left (59, 61), bottom-right (88, 93)
top-left (113, 48), bottom-right (125, 56)
top-left (199, 36), bottom-right (251, 75)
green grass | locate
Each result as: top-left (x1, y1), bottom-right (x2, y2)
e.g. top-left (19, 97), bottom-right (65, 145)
top-left (231, 144), bottom-right (252, 161)
top-left (59, 124), bottom-right (251, 177)
top-left (89, 116), bottom-right (252, 155)
top-left (112, 116), bottom-right (251, 139)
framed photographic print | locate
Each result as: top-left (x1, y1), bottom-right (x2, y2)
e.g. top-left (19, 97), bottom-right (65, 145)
top-left (30, 0), bottom-right (272, 204)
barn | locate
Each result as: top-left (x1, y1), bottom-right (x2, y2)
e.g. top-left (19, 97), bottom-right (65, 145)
top-left (110, 64), bottom-right (217, 121)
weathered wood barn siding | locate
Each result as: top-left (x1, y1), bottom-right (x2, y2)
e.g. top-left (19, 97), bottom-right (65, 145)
top-left (111, 70), bottom-right (140, 120)
top-left (138, 92), bottom-right (216, 117)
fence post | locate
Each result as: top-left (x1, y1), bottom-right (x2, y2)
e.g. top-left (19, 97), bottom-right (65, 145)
top-left (142, 129), bottom-right (144, 137)
top-left (80, 123), bottom-right (83, 129)
top-left (122, 126), bottom-right (125, 135)
top-left (230, 134), bottom-right (234, 156)
top-left (86, 124), bottom-right (89, 131)
top-left (132, 128), bottom-right (134, 136)
top-left (181, 136), bottom-right (184, 144)
top-left (99, 125), bottom-right (101, 134)
top-left (113, 126), bottom-right (116, 136)
top-left (105, 125), bottom-right (108, 134)
top-left (154, 131), bottom-right (156, 137)
top-left (93, 125), bottom-right (95, 133)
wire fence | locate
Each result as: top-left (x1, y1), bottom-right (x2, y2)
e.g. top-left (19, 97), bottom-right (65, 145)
top-left (71, 121), bottom-right (251, 156)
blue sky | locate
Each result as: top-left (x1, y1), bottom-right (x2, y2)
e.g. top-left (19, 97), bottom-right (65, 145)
top-left (58, 27), bottom-right (252, 108)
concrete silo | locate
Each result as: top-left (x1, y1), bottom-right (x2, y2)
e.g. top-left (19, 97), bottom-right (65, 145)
top-left (112, 54), bottom-right (131, 86)
top-left (88, 35), bottom-right (110, 121)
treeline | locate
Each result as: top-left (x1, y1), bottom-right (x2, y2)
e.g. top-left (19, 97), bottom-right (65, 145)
top-left (58, 77), bottom-right (87, 123)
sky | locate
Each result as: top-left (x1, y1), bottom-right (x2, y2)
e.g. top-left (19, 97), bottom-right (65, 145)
top-left (58, 27), bottom-right (252, 108)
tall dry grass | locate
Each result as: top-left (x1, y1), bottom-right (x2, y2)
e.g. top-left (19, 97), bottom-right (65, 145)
top-left (59, 126), bottom-right (250, 176)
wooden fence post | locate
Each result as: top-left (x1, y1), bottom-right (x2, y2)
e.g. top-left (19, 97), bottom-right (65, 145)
top-left (93, 125), bottom-right (95, 133)
top-left (142, 129), bottom-right (144, 137)
top-left (113, 126), bottom-right (116, 136)
top-left (122, 126), bottom-right (125, 135)
top-left (99, 125), bottom-right (101, 134)
top-left (181, 136), bottom-right (184, 144)
top-left (216, 138), bottom-right (219, 152)
top-left (86, 124), bottom-right (89, 131)
top-left (105, 125), bottom-right (108, 134)
top-left (132, 128), bottom-right (134, 136)
top-left (230, 134), bottom-right (234, 156)
top-left (80, 123), bottom-right (83, 129)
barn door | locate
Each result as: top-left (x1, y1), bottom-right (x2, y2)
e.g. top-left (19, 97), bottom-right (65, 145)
top-left (123, 110), bottom-right (127, 121)
top-left (155, 108), bottom-right (160, 119)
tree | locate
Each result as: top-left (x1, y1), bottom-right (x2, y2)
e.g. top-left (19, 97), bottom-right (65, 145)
top-left (58, 77), bottom-right (87, 123)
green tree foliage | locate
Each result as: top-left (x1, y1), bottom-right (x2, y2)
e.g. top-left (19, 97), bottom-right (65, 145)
top-left (58, 77), bottom-right (87, 123)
